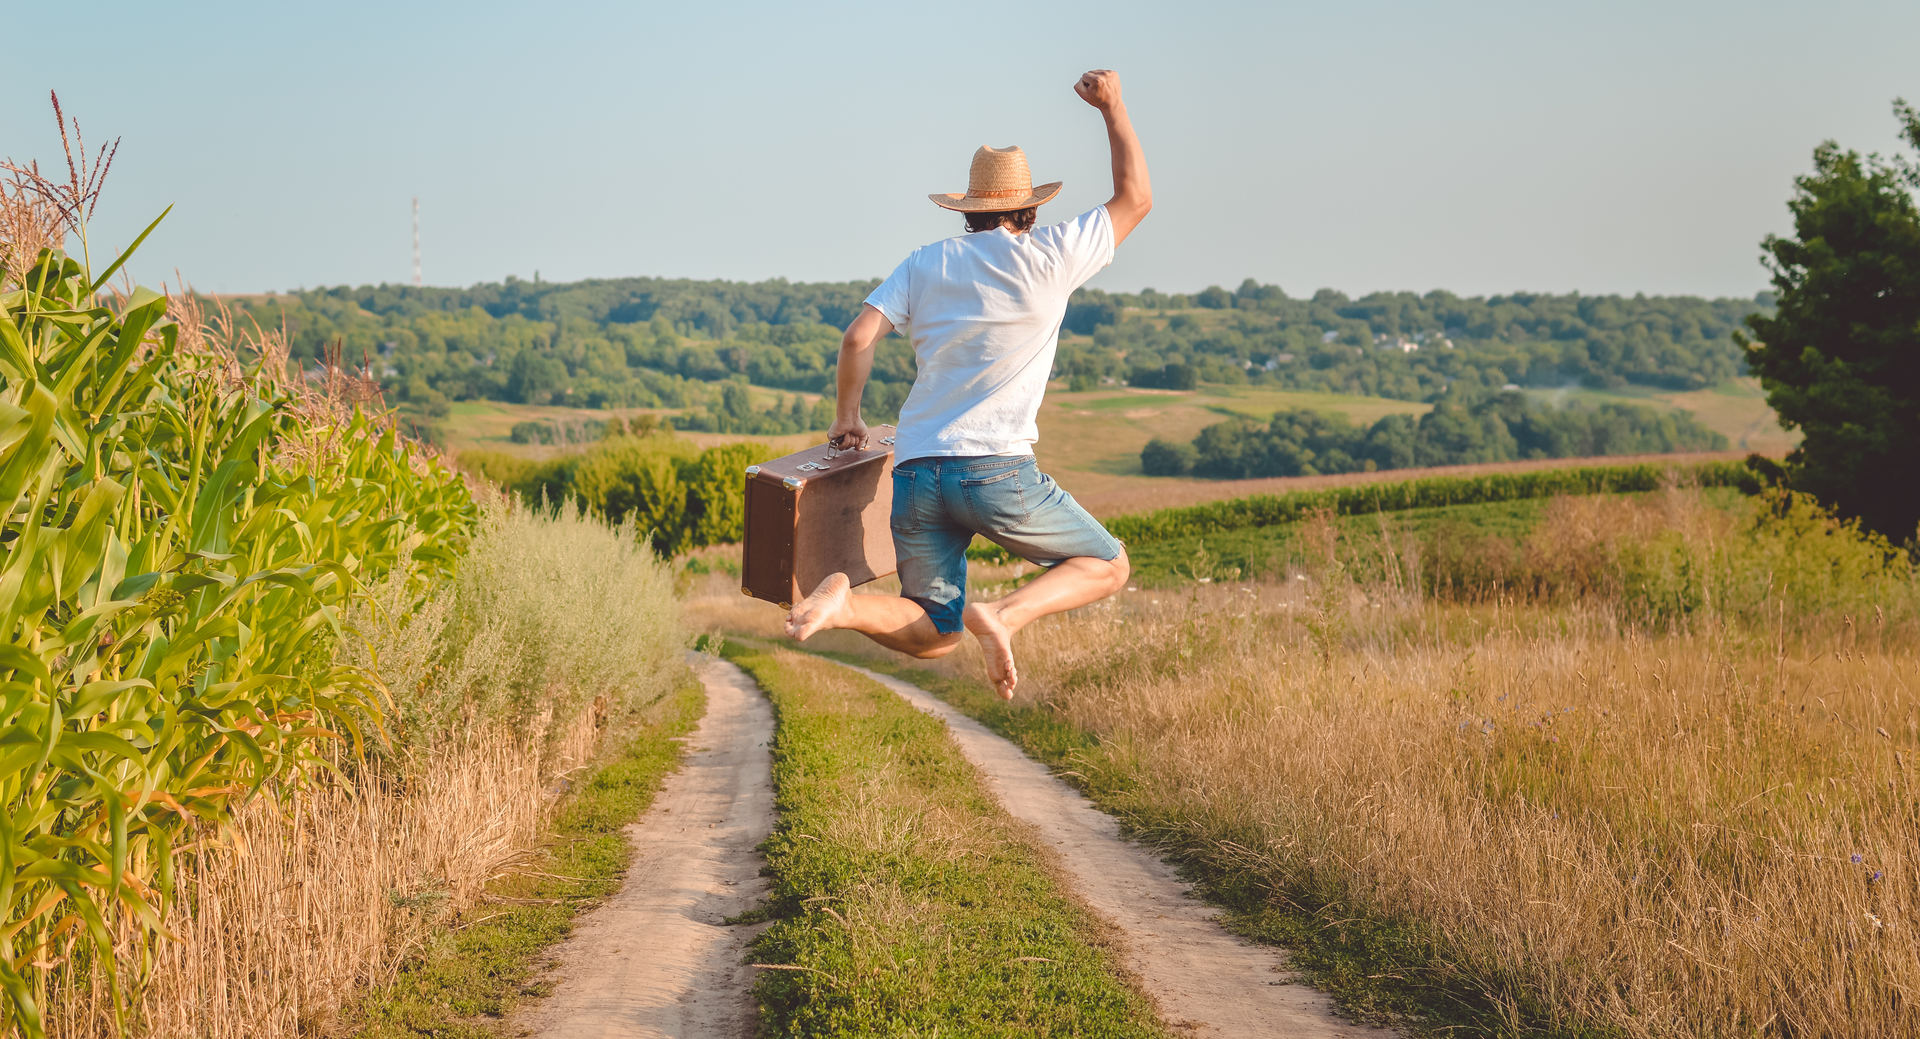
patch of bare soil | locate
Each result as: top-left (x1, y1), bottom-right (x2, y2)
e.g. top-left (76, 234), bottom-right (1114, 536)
top-left (830, 660), bottom-right (1388, 1038)
top-left (517, 659), bottom-right (774, 1039)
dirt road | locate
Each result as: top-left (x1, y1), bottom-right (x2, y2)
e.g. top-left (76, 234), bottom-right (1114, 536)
top-left (519, 658), bottom-right (773, 1039)
top-left (830, 660), bottom-right (1382, 1039)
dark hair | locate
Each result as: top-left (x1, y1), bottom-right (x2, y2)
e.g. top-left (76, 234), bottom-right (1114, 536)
top-left (964, 207), bottom-right (1037, 234)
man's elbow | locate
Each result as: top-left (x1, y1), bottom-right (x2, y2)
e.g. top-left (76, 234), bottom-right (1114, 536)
top-left (1112, 193), bottom-right (1151, 228)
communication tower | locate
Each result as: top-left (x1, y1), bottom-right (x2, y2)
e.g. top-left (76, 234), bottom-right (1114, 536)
top-left (412, 197), bottom-right (422, 287)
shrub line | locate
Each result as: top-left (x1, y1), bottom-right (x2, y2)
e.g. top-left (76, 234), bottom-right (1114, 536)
top-left (1104, 458), bottom-right (1757, 546)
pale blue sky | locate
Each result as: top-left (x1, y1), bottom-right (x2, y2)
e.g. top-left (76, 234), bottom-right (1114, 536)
top-left (4, 1), bottom-right (1915, 299)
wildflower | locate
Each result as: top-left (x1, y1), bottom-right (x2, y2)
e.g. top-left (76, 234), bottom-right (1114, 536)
top-left (1852, 854), bottom-right (1864, 864)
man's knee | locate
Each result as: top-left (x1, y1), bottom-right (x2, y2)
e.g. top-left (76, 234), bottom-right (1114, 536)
top-left (1101, 548), bottom-right (1131, 593)
top-left (909, 633), bottom-right (964, 659)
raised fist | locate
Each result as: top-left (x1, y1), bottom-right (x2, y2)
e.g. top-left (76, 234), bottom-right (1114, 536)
top-left (1074, 69), bottom-right (1123, 111)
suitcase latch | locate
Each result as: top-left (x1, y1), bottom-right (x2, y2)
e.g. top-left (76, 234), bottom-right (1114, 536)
top-left (880, 436), bottom-right (896, 445)
top-left (797, 461), bottom-right (831, 471)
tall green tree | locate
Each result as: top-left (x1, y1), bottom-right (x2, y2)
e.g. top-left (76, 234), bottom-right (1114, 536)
top-left (1740, 100), bottom-right (1920, 541)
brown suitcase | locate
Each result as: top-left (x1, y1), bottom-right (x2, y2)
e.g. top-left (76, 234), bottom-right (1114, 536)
top-left (740, 425), bottom-right (898, 609)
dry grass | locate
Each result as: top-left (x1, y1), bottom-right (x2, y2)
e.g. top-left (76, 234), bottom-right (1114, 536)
top-left (49, 719), bottom-right (592, 1039)
top-left (690, 493), bottom-right (1920, 1036)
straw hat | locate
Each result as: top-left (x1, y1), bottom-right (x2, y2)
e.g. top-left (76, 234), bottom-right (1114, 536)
top-left (929, 146), bottom-right (1063, 213)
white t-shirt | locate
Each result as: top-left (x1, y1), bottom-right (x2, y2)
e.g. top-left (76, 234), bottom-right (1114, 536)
top-left (864, 205), bottom-right (1115, 462)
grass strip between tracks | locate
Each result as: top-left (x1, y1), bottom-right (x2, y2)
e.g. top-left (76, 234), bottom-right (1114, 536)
top-left (720, 640), bottom-right (1166, 1037)
top-left (814, 650), bottom-right (1620, 1039)
top-left (348, 677), bottom-right (707, 1039)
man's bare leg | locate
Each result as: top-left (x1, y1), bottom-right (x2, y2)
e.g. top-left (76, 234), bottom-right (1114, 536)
top-left (785, 573), bottom-right (963, 659)
top-left (963, 549), bottom-right (1130, 698)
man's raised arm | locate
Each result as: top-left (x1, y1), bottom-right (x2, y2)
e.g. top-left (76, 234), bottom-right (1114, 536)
top-left (1075, 69), bottom-right (1151, 246)
top-left (828, 304), bottom-right (893, 449)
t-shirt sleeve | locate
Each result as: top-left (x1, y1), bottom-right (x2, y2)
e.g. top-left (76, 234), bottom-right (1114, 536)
top-left (1037, 205), bottom-right (1116, 292)
top-left (864, 255), bottom-right (914, 330)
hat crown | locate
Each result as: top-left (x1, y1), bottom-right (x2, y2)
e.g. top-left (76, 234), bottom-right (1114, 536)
top-left (967, 146), bottom-right (1033, 199)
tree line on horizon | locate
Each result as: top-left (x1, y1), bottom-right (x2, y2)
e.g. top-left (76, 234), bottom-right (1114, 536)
top-left (1144, 392), bottom-right (1728, 479)
top-left (213, 273), bottom-right (1767, 434)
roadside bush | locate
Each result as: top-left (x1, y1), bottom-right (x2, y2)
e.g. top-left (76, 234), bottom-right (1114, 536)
top-left (1410, 486), bottom-right (1919, 631)
top-left (464, 432), bottom-right (777, 556)
top-left (435, 500), bottom-right (682, 743)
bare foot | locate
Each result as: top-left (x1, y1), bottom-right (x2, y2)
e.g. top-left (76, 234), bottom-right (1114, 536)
top-left (963, 602), bottom-right (1018, 698)
top-left (786, 573), bottom-right (852, 641)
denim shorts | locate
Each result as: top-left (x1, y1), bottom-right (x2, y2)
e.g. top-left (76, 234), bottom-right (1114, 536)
top-left (891, 454), bottom-right (1123, 634)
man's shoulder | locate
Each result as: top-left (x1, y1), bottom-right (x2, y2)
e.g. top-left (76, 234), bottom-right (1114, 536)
top-left (1033, 205), bottom-right (1110, 241)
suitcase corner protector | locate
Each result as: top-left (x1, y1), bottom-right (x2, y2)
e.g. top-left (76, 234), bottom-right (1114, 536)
top-left (777, 601), bottom-right (791, 610)
top-left (782, 476), bottom-right (802, 490)
top-left (740, 586), bottom-right (752, 596)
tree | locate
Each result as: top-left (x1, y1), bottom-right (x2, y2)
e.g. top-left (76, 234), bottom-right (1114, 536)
top-left (1740, 100), bottom-right (1920, 542)
top-left (1194, 285), bottom-right (1233, 309)
top-left (507, 349), bottom-right (566, 403)
top-left (1140, 437), bottom-right (1197, 476)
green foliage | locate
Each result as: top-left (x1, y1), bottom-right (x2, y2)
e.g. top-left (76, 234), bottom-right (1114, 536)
top-left (464, 434), bottom-right (777, 556)
top-left (1739, 100), bottom-right (1920, 541)
top-left (1155, 391), bottom-right (1727, 479)
top-left (1105, 459), bottom-right (1758, 546)
top-left (219, 280), bottom-right (908, 425)
top-left (721, 644), bottom-right (1163, 1037)
top-left (1060, 284), bottom-right (1768, 401)
top-left (0, 245), bottom-right (475, 1036)
top-left (1621, 490), bottom-right (1917, 628)
top-left (672, 378), bottom-right (834, 434)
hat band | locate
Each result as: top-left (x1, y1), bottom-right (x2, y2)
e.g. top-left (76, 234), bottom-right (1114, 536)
top-left (966, 186), bottom-right (1033, 199)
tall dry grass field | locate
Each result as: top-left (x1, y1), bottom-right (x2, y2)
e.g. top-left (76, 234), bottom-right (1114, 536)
top-left (49, 719), bottom-right (592, 1039)
top-left (692, 491), bottom-right (1920, 1036)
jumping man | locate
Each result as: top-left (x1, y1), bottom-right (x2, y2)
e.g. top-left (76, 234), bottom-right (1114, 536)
top-left (784, 68), bottom-right (1151, 698)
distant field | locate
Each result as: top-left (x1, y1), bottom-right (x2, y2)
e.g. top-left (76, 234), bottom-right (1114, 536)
top-left (437, 394), bottom-right (817, 461)
top-left (1031, 378), bottom-right (1773, 517)
top-left (1040, 385), bottom-right (1428, 470)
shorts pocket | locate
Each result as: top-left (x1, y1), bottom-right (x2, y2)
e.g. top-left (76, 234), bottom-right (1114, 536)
top-left (959, 462), bottom-right (1032, 530)
top-left (889, 468), bottom-right (920, 533)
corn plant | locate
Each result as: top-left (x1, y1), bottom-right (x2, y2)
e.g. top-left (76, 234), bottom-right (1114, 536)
top-left (0, 241), bottom-right (473, 1037)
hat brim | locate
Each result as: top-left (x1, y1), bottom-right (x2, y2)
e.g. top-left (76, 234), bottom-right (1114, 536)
top-left (928, 182), bottom-right (1063, 213)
